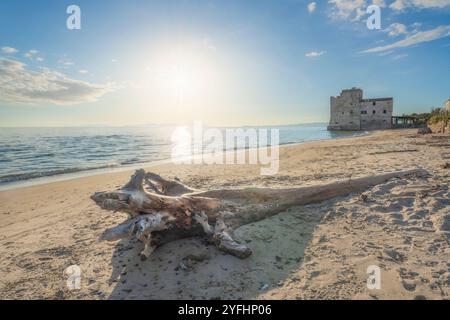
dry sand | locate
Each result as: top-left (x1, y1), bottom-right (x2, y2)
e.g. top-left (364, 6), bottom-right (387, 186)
top-left (0, 129), bottom-right (449, 300)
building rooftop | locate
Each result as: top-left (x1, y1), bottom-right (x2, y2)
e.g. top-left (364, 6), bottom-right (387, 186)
top-left (361, 97), bottom-right (393, 102)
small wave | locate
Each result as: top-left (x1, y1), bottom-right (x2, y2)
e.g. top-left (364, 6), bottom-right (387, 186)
top-left (84, 153), bottom-right (113, 159)
top-left (0, 163), bottom-right (120, 184)
top-left (21, 153), bottom-right (56, 159)
top-left (120, 158), bottom-right (141, 165)
top-left (0, 147), bottom-right (30, 153)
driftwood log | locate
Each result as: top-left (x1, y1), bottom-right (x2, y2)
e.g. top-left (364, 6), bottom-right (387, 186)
top-left (91, 168), bottom-right (428, 260)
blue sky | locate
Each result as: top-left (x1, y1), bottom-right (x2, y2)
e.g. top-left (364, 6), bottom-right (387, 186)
top-left (0, 0), bottom-right (449, 127)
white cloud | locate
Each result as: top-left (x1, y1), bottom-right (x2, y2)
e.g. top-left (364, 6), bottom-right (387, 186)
top-left (390, 0), bottom-right (450, 11)
top-left (384, 23), bottom-right (408, 37)
top-left (378, 50), bottom-right (394, 56)
top-left (0, 58), bottom-right (113, 105)
top-left (58, 58), bottom-right (74, 67)
top-left (361, 25), bottom-right (450, 53)
top-left (390, 0), bottom-right (406, 9)
top-left (24, 49), bottom-right (39, 58)
top-left (328, 0), bottom-right (387, 20)
top-left (373, 0), bottom-right (386, 6)
top-left (305, 50), bottom-right (327, 57)
top-left (78, 69), bottom-right (89, 74)
top-left (2, 46), bottom-right (18, 54)
top-left (328, 0), bottom-right (366, 20)
top-left (308, 2), bottom-right (317, 13)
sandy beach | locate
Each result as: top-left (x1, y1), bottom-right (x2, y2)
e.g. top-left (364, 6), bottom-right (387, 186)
top-left (0, 129), bottom-right (449, 300)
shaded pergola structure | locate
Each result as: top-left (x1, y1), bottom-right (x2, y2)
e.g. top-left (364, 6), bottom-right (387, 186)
top-left (391, 116), bottom-right (418, 128)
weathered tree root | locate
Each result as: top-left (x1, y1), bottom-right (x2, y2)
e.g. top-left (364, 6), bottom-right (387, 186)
top-left (91, 168), bottom-right (428, 260)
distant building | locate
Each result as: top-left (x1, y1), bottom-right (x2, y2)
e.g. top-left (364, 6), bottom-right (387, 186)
top-left (327, 88), bottom-right (393, 131)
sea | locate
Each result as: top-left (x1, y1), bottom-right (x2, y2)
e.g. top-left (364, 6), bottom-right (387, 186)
top-left (0, 123), bottom-right (364, 190)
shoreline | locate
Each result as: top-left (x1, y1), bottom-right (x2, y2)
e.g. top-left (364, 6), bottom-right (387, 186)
top-left (0, 130), bottom-right (369, 192)
top-left (1, 128), bottom-right (449, 300)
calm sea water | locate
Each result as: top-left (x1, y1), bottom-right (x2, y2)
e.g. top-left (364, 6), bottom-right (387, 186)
top-left (0, 123), bottom-right (362, 188)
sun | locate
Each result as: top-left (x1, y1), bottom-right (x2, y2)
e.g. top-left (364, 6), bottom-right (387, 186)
top-left (163, 64), bottom-right (193, 96)
top-left (153, 52), bottom-right (209, 104)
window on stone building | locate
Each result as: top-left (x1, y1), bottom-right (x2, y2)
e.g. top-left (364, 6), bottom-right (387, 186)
top-left (383, 110), bottom-right (387, 114)
top-left (373, 110), bottom-right (376, 114)
top-left (361, 110), bottom-right (367, 114)
top-left (372, 101), bottom-right (376, 106)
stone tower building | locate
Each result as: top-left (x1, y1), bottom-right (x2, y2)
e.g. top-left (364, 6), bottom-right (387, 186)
top-left (327, 88), bottom-right (393, 131)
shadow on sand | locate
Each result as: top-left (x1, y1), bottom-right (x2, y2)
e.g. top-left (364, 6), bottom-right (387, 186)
top-left (107, 201), bottom-right (330, 300)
